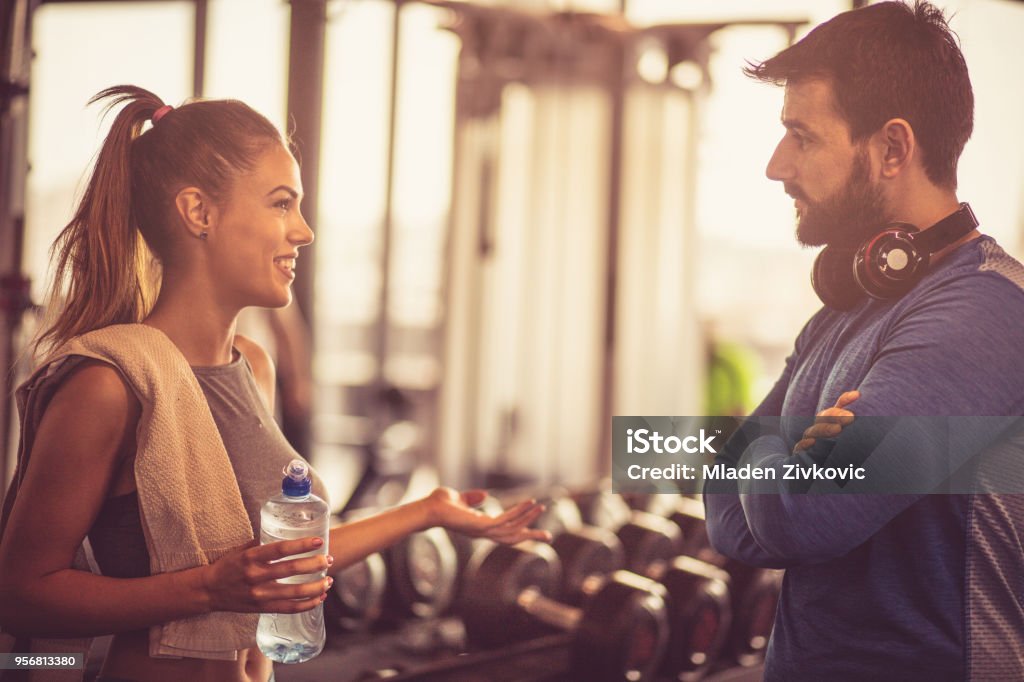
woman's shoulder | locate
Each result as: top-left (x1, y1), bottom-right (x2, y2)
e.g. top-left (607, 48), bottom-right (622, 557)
top-left (39, 358), bottom-right (142, 445)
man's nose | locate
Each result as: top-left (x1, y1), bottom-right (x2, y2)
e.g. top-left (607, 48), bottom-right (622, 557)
top-left (765, 139), bottom-right (793, 182)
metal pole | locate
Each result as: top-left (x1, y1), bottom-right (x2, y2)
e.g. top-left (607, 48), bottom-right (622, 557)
top-left (192, 0), bottom-right (207, 97)
top-left (285, 0), bottom-right (327, 455)
top-left (0, 0), bottom-right (34, 490)
top-left (597, 38), bottom-right (626, 477)
top-left (373, 0), bottom-right (402, 426)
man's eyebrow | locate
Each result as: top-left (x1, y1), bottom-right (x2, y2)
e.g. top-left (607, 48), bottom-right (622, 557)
top-left (782, 118), bottom-right (814, 135)
top-left (266, 185), bottom-right (300, 198)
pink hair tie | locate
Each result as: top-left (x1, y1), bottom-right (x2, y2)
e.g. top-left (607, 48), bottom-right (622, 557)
top-left (152, 104), bottom-right (174, 124)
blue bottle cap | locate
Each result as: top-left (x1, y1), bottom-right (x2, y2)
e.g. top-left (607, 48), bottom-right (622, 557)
top-left (282, 459), bottom-right (312, 497)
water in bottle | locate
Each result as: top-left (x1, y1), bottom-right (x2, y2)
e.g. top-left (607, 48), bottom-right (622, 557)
top-left (256, 459), bottom-right (330, 663)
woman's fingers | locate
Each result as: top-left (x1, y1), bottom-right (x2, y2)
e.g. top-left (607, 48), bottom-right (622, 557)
top-left (260, 592), bottom-right (329, 614)
top-left (261, 554), bottom-right (333, 582)
top-left (250, 536), bottom-right (324, 563)
top-left (460, 489), bottom-right (487, 507)
top-left (253, 576), bottom-right (333, 610)
top-left (493, 500), bottom-right (543, 527)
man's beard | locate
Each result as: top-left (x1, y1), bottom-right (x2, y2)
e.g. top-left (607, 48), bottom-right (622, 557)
top-left (790, 152), bottom-right (890, 250)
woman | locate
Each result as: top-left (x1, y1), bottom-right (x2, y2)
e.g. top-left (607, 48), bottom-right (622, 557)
top-left (0, 86), bottom-right (547, 682)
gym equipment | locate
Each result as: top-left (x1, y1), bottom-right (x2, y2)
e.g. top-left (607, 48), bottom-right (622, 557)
top-left (461, 541), bottom-right (670, 682)
top-left (617, 510), bottom-right (683, 573)
top-left (325, 552), bottom-right (387, 632)
top-left (532, 490), bottom-right (585, 538)
top-left (572, 487), bottom-right (633, 532)
top-left (667, 495), bottom-right (714, 558)
top-left (669, 497), bottom-right (784, 668)
top-left (623, 491), bottom-right (686, 519)
top-left (447, 493), bottom-right (503, 610)
top-left (383, 526), bottom-right (459, 619)
top-left (555, 521), bottom-right (731, 680)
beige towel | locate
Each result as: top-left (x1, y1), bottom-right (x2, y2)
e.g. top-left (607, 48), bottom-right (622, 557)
top-left (0, 323), bottom-right (260, 673)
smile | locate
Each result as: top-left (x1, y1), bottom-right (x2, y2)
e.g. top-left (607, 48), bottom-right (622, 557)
top-left (274, 257), bottom-right (297, 279)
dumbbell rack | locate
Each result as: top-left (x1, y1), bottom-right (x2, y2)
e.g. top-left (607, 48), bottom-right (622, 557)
top-left (274, 621), bottom-right (763, 681)
top-left (276, 490), bottom-right (774, 681)
top-left (273, 623), bottom-right (578, 681)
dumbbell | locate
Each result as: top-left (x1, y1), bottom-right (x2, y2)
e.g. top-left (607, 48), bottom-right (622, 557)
top-left (623, 491), bottom-right (687, 519)
top-left (555, 520), bottom-right (732, 680)
top-left (666, 496), bottom-right (784, 667)
top-left (325, 508), bottom-right (388, 632)
top-left (324, 551), bottom-right (387, 631)
top-left (532, 487), bottom-right (586, 537)
top-left (326, 509), bottom-right (459, 630)
top-left (461, 542), bottom-right (670, 682)
top-left (572, 485), bottom-right (633, 532)
top-left (382, 526), bottom-right (459, 619)
top-left (446, 493), bottom-right (504, 610)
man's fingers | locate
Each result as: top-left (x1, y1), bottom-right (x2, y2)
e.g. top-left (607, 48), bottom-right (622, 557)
top-left (834, 390), bottom-right (860, 409)
top-left (805, 422), bottom-right (842, 439)
top-left (793, 437), bottom-right (814, 453)
top-left (815, 407), bottom-right (854, 426)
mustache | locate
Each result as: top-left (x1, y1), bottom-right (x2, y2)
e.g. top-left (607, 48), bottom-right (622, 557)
top-left (784, 184), bottom-right (806, 201)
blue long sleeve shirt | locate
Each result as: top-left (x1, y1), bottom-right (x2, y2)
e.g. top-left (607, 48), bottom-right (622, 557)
top-left (704, 235), bottom-right (1024, 681)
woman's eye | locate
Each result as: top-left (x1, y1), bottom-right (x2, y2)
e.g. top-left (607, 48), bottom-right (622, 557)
top-left (275, 199), bottom-right (292, 212)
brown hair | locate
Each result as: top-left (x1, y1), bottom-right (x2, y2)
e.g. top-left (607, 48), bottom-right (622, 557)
top-left (33, 85), bottom-right (284, 358)
top-left (744, 1), bottom-right (973, 189)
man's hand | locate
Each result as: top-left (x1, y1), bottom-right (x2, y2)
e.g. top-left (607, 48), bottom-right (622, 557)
top-left (793, 390), bottom-right (859, 454)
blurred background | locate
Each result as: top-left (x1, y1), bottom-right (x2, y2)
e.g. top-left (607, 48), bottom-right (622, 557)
top-left (2, 0), bottom-right (1023, 510)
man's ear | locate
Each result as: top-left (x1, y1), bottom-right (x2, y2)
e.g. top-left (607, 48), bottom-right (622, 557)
top-left (876, 118), bottom-right (915, 179)
top-left (173, 187), bottom-right (219, 241)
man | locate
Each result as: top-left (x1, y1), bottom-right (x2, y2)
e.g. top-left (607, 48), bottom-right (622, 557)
top-left (703, 2), bottom-right (1024, 680)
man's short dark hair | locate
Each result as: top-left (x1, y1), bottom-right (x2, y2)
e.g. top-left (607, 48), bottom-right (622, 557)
top-left (745, 1), bottom-right (973, 190)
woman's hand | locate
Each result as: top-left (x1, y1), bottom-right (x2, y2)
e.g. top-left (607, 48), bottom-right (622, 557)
top-left (200, 537), bottom-right (333, 614)
top-left (793, 390), bottom-right (860, 454)
top-left (423, 487), bottom-right (552, 544)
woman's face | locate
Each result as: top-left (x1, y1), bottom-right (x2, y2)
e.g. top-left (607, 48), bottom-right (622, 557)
top-left (211, 143), bottom-right (314, 309)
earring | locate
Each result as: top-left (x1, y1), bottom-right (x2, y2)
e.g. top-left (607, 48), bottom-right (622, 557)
top-left (199, 231), bottom-right (208, 240)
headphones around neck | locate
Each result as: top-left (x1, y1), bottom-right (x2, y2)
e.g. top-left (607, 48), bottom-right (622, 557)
top-left (811, 202), bottom-right (979, 311)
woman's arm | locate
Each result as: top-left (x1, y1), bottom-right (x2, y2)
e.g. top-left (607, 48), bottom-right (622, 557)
top-left (325, 489), bottom-right (548, 574)
top-left (0, 361), bottom-right (329, 638)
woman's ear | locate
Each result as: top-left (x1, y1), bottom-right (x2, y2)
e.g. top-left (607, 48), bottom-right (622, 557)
top-left (173, 187), bottom-right (219, 241)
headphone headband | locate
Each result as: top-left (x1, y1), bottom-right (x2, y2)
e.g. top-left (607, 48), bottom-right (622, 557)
top-left (911, 203), bottom-right (978, 254)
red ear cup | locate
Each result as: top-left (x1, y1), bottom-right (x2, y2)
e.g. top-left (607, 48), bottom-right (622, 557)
top-left (811, 247), bottom-right (864, 311)
top-left (852, 227), bottom-right (927, 300)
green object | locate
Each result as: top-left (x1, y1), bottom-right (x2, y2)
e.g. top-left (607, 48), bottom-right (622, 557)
top-left (705, 341), bottom-right (758, 416)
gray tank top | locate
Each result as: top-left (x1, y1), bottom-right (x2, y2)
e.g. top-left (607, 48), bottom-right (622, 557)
top-left (87, 348), bottom-right (328, 578)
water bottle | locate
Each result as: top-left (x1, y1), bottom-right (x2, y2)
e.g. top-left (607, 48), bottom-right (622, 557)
top-left (256, 459), bottom-right (330, 663)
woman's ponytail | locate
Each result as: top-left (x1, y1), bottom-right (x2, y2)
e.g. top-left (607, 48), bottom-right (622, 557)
top-left (33, 85), bottom-right (165, 358)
